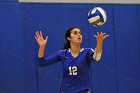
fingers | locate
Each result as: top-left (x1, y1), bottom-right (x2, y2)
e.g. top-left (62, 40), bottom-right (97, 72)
top-left (105, 35), bottom-right (109, 37)
top-left (102, 33), bottom-right (106, 35)
top-left (94, 35), bottom-right (97, 37)
top-left (96, 32), bottom-right (104, 36)
top-left (94, 32), bottom-right (109, 39)
top-left (99, 32), bottom-right (105, 35)
top-left (45, 36), bottom-right (48, 41)
top-left (34, 36), bottom-right (38, 41)
top-left (94, 32), bottom-right (102, 37)
top-left (94, 32), bottom-right (100, 37)
top-left (97, 32), bottom-right (109, 36)
top-left (35, 31), bottom-right (43, 39)
top-left (35, 31), bottom-right (48, 41)
top-left (35, 31), bottom-right (39, 39)
top-left (104, 35), bottom-right (109, 39)
top-left (100, 32), bottom-right (102, 34)
top-left (97, 32), bottom-right (99, 35)
top-left (40, 31), bottom-right (43, 37)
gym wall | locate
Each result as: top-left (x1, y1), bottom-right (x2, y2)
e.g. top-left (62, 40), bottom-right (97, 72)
top-left (0, 0), bottom-right (140, 93)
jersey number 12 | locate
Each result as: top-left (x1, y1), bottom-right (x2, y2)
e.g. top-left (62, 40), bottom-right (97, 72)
top-left (69, 66), bottom-right (77, 75)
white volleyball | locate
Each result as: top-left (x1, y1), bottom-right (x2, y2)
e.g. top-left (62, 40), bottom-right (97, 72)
top-left (88, 7), bottom-right (107, 26)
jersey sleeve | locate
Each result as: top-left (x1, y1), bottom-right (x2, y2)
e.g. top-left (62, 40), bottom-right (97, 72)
top-left (93, 49), bottom-right (102, 61)
top-left (87, 48), bottom-right (102, 62)
top-left (38, 51), bottom-right (63, 67)
top-left (87, 48), bottom-right (95, 62)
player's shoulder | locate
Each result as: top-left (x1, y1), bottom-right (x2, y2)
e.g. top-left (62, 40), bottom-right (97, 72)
top-left (58, 49), bottom-right (69, 54)
top-left (59, 49), bottom-right (68, 52)
top-left (81, 48), bottom-right (95, 52)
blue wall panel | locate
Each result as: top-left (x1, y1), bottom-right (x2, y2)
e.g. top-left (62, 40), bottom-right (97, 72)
top-left (114, 5), bottom-right (140, 93)
top-left (33, 4), bottom-right (65, 93)
top-left (0, 3), bottom-right (24, 93)
top-left (20, 4), bottom-right (38, 93)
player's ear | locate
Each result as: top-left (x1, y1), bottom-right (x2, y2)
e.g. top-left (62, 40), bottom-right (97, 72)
top-left (67, 37), bottom-right (71, 41)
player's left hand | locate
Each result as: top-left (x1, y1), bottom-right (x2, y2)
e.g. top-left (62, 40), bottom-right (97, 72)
top-left (94, 32), bottom-right (109, 43)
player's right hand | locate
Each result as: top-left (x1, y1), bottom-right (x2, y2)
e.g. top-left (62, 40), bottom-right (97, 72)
top-left (35, 31), bottom-right (48, 48)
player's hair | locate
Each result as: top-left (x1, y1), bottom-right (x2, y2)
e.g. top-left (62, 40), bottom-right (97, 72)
top-left (63, 27), bottom-right (79, 49)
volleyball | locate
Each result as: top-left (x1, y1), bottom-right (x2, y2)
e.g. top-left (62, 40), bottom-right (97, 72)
top-left (88, 7), bottom-right (107, 27)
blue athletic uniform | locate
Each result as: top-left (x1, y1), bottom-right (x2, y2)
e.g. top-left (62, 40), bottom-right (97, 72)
top-left (38, 48), bottom-right (95, 93)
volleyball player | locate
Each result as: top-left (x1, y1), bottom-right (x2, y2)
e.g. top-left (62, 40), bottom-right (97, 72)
top-left (35, 27), bottom-right (109, 93)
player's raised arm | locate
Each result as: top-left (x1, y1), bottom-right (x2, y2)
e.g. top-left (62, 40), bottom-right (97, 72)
top-left (93, 32), bottom-right (109, 61)
top-left (35, 31), bottom-right (48, 58)
top-left (94, 32), bottom-right (109, 52)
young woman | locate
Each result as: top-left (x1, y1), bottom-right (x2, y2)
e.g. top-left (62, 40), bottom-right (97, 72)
top-left (35, 27), bottom-right (109, 93)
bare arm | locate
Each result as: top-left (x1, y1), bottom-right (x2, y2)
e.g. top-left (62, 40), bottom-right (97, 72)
top-left (34, 31), bottom-right (48, 58)
top-left (93, 32), bottom-right (109, 61)
top-left (94, 32), bottom-right (109, 52)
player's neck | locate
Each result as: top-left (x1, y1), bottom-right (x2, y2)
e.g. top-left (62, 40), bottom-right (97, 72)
top-left (70, 45), bottom-right (81, 54)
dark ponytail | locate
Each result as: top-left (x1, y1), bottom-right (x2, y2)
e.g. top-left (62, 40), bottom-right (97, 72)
top-left (63, 41), bottom-right (70, 49)
top-left (63, 27), bottom-right (79, 49)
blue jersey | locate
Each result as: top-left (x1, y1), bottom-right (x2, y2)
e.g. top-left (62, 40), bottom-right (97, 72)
top-left (38, 48), bottom-right (95, 93)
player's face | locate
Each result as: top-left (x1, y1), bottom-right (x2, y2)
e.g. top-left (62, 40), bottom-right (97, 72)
top-left (67, 28), bottom-right (82, 44)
